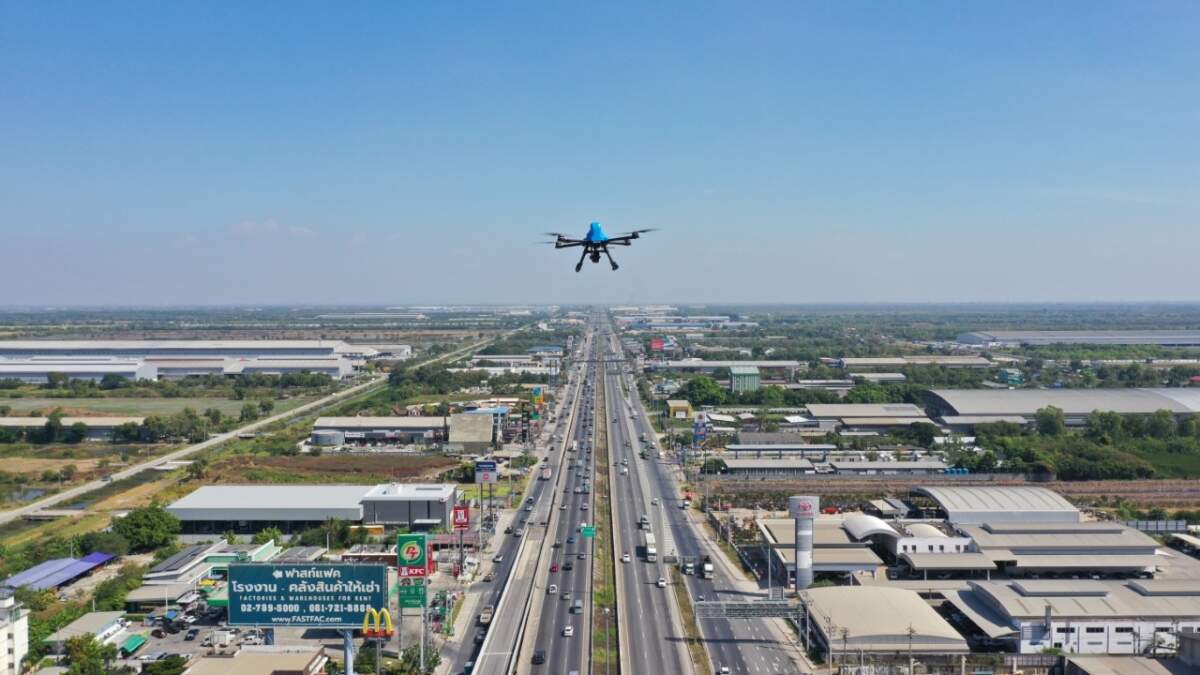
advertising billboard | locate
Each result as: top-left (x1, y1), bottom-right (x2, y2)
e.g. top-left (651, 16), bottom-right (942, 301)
top-left (228, 563), bottom-right (387, 628)
top-left (452, 505), bottom-right (470, 531)
top-left (474, 460), bottom-right (498, 484)
top-left (396, 533), bottom-right (428, 579)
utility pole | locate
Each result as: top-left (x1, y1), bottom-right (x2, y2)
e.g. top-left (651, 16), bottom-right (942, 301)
top-left (907, 622), bottom-right (916, 675)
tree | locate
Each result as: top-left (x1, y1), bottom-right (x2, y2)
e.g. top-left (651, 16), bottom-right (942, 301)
top-left (64, 634), bottom-right (118, 674)
top-left (203, 408), bottom-right (223, 425)
top-left (258, 399), bottom-right (275, 415)
top-left (59, 464), bottom-right (78, 482)
top-left (1035, 406), bottom-right (1066, 436)
top-left (1147, 409), bottom-right (1177, 439)
top-left (0, 404), bottom-right (10, 416)
top-left (45, 372), bottom-right (69, 389)
top-left (845, 383), bottom-right (890, 404)
top-left (253, 526), bottom-right (285, 545)
top-left (112, 504), bottom-right (181, 552)
top-left (186, 458), bottom-right (208, 481)
top-left (683, 376), bottom-right (726, 406)
top-left (112, 422), bottom-right (141, 443)
top-left (224, 530), bottom-right (238, 544)
top-left (1085, 410), bottom-right (1124, 444)
top-left (142, 655), bottom-right (188, 675)
top-left (240, 403), bottom-right (260, 422)
top-left (99, 373), bottom-right (128, 390)
top-left (64, 422), bottom-right (89, 444)
top-left (42, 412), bottom-right (65, 443)
top-left (79, 530), bottom-right (131, 556)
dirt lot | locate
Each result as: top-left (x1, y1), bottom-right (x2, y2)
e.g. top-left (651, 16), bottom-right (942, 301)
top-left (207, 453), bottom-right (459, 484)
top-left (3, 457), bottom-right (103, 475)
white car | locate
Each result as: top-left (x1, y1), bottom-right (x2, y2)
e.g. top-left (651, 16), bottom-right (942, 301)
top-left (548, 584), bottom-right (558, 595)
top-left (651, 498), bottom-right (659, 506)
top-left (657, 577), bottom-right (667, 588)
top-left (621, 553), bottom-right (631, 563)
top-left (562, 625), bottom-right (574, 637)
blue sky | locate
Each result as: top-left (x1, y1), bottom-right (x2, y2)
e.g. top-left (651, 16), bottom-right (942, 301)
top-left (2, 2), bottom-right (1197, 305)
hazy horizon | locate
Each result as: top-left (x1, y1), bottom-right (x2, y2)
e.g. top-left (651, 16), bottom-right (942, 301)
top-left (4, 3), bottom-right (1198, 305)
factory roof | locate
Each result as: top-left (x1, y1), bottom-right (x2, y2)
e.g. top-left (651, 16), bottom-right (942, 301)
top-left (0, 363), bottom-right (149, 374)
top-left (312, 416), bottom-right (448, 429)
top-left (830, 460), bottom-right (947, 471)
top-left (927, 388), bottom-right (1200, 416)
top-left (938, 415), bottom-right (1029, 426)
top-left (272, 547), bottom-right (328, 563)
top-left (967, 579), bottom-right (1200, 620)
top-left (959, 522), bottom-right (1158, 551)
top-left (167, 485), bottom-right (371, 521)
top-left (803, 586), bottom-right (969, 653)
top-left (842, 514), bottom-right (900, 540)
top-left (721, 458), bottom-right (814, 471)
top-left (660, 360), bottom-right (801, 368)
top-left (729, 366), bottom-right (760, 375)
top-left (0, 416), bottom-right (144, 428)
top-left (838, 417), bottom-right (937, 427)
top-left (1064, 656), bottom-right (1191, 675)
top-left (45, 611), bottom-right (126, 643)
top-left (736, 432), bottom-right (814, 445)
top-left (839, 356), bottom-right (991, 367)
top-left (806, 403), bottom-right (926, 418)
top-left (960, 330), bottom-right (1200, 346)
top-left (901, 552), bottom-right (995, 571)
top-left (361, 483), bottom-right (456, 502)
top-left (913, 486), bottom-right (1079, 523)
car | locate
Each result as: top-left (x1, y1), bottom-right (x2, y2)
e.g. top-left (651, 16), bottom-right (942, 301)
top-left (577, 552), bottom-right (585, 560)
top-left (184, 628), bottom-right (199, 641)
top-left (514, 528), bottom-right (525, 537)
top-left (560, 503), bottom-right (567, 510)
top-left (562, 626), bottom-right (574, 637)
top-left (563, 561), bottom-right (574, 571)
top-left (525, 504), bottom-right (534, 512)
top-left (651, 498), bottom-right (659, 506)
top-left (718, 668), bottom-right (731, 675)
top-left (532, 649), bottom-right (546, 665)
top-left (493, 554), bottom-right (505, 563)
top-left (566, 536), bottom-right (575, 544)
top-left (475, 630), bottom-right (487, 644)
top-left (550, 563), bottom-right (560, 573)
top-left (562, 591), bottom-right (572, 601)
top-left (553, 540), bottom-right (561, 548)
top-left (483, 572), bottom-right (495, 582)
top-left (621, 553), bottom-right (631, 563)
top-left (548, 584), bottom-right (558, 595)
top-left (504, 526), bottom-right (513, 534)
top-left (657, 577), bottom-right (667, 588)
top-left (580, 503), bottom-right (589, 511)
top-left (151, 628), bottom-right (166, 639)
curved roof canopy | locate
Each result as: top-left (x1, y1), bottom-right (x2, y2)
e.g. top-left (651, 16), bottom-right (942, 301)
top-left (914, 486), bottom-right (1079, 524)
top-left (842, 514), bottom-right (900, 540)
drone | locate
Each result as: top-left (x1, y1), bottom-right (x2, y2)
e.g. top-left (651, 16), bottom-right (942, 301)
top-left (541, 222), bottom-right (656, 272)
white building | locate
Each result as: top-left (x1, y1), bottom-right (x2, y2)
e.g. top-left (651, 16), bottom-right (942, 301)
top-left (949, 579), bottom-right (1200, 654)
top-left (0, 360), bottom-right (157, 383)
top-left (0, 589), bottom-right (28, 675)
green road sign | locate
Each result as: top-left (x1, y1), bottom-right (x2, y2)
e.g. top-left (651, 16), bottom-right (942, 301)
top-left (581, 526), bottom-right (596, 538)
top-left (398, 579), bottom-right (427, 609)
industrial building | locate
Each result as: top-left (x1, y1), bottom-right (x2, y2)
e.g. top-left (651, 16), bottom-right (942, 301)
top-left (759, 517), bottom-right (883, 583)
top-left (166, 483), bottom-right (458, 535)
top-left (957, 330), bottom-right (1200, 347)
top-left (0, 360), bottom-right (157, 383)
top-left (803, 586), bottom-right (969, 656)
top-left (805, 403), bottom-right (927, 420)
top-left (830, 459), bottom-right (948, 475)
top-left (143, 540), bottom-right (280, 585)
top-left (310, 416), bottom-right (449, 445)
top-left (946, 579), bottom-right (1200, 654)
top-left (836, 356), bottom-right (992, 368)
top-left (720, 458), bottom-right (816, 478)
top-left (666, 400), bottom-right (693, 419)
top-left (0, 416), bottom-right (144, 441)
top-left (44, 611), bottom-right (127, 651)
top-left (912, 485), bottom-right (1081, 524)
top-left (0, 339), bottom-right (375, 360)
top-left (729, 366), bottom-right (761, 392)
top-left (926, 388), bottom-right (1200, 424)
top-left (724, 443), bottom-right (839, 459)
top-left (652, 360), bottom-right (802, 375)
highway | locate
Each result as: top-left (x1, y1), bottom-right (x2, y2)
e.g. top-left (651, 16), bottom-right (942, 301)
top-left (523, 327), bottom-right (600, 674)
top-left (603, 329), bottom-right (693, 675)
top-left (624, 360), bottom-right (811, 672)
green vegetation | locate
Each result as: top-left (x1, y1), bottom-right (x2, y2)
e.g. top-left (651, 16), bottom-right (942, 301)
top-left (111, 503), bottom-right (181, 552)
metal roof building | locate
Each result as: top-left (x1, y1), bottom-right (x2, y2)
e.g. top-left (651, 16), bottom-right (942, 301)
top-left (803, 586), bottom-right (969, 654)
top-left (0, 339), bottom-right (376, 359)
top-left (958, 330), bottom-right (1200, 347)
top-left (926, 388), bottom-right (1200, 420)
top-left (805, 403), bottom-right (926, 419)
top-left (913, 486), bottom-right (1080, 524)
top-left (0, 360), bottom-right (157, 383)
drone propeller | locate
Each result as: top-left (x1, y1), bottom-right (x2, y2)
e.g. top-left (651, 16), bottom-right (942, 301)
top-left (541, 232), bottom-right (568, 239)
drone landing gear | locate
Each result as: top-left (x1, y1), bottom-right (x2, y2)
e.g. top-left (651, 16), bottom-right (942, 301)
top-left (602, 246), bottom-right (619, 271)
top-left (575, 248), bottom-right (587, 273)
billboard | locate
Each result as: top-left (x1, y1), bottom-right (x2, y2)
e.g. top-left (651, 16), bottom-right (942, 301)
top-left (452, 505), bottom-right (470, 531)
top-left (789, 495), bottom-right (819, 520)
top-left (650, 338), bottom-right (664, 352)
top-left (228, 563), bottom-right (386, 628)
top-left (475, 460), bottom-right (498, 484)
top-left (397, 533), bottom-right (428, 579)
top-left (398, 578), bottom-right (427, 609)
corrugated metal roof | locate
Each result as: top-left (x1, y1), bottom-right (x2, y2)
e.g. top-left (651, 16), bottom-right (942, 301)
top-left (914, 486), bottom-right (1079, 522)
top-left (806, 403), bottom-right (925, 418)
top-left (928, 387), bottom-right (1200, 416)
top-left (804, 587), bottom-right (969, 652)
top-left (313, 416), bottom-right (447, 429)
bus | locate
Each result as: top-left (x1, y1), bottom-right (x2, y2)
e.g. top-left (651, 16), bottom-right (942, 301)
top-left (642, 532), bottom-right (657, 562)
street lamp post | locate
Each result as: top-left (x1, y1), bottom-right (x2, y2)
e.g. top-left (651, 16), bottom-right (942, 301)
top-left (604, 607), bottom-right (611, 675)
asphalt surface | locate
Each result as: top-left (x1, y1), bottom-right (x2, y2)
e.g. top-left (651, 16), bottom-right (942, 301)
top-left (528, 336), bottom-right (599, 674)
top-left (604, 341), bottom-right (692, 675)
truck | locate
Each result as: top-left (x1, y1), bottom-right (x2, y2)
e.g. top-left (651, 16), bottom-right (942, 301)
top-left (540, 466), bottom-right (552, 480)
top-left (478, 605), bottom-right (495, 626)
top-left (570, 440), bottom-right (578, 452)
top-left (642, 532), bottom-right (658, 562)
top-left (680, 555), bottom-right (697, 575)
top-left (639, 514), bottom-right (650, 530)
top-left (701, 555), bottom-right (714, 580)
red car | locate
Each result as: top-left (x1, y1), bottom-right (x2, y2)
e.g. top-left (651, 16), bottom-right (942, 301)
top-left (550, 563), bottom-right (560, 573)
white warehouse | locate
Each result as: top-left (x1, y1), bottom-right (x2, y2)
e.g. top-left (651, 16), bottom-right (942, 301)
top-left (0, 360), bottom-right (157, 383)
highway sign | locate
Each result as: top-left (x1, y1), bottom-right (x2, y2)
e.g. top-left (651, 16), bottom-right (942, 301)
top-left (581, 526), bottom-right (596, 538)
top-left (228, 563), bottom-right (386, 628)
top-left (475, 460), bottom-right (498, 484)
top-left (397, 578), bottom-right (427, 609)
top-left (452, 504), bottom-right (470, 530)
top-left (397, 533), bottom-right (428, 579)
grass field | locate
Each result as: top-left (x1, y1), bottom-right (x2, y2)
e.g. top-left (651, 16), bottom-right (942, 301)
top-left (0, 396), bottom-right (316, 417)
top-left (205, 454), bottom-right (459, 485)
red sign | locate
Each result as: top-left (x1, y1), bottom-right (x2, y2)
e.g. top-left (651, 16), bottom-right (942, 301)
top-left (452, 505), bottom-right (470, 531)
top-left (650, 338), bottom-right (665, 352)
